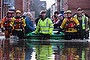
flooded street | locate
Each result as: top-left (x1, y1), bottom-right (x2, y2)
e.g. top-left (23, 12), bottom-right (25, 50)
top-left (0, 36), bottom-right (90, 60)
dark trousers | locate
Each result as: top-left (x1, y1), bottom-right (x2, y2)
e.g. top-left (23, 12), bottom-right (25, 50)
top-left (39, 33), bottom-right (50, 45)
top-left (12, 30), bottom-right (24, 39)
top-left (78, 29), bottom-right (89, 39)
top-left (79, 30), bottom-right (84, 40)
top-left (85, 31), bottom-right (89, 39)
top-left (65, 32), bottom-right (79, 40)
top-left (39, 33), bottom-right (50, 40)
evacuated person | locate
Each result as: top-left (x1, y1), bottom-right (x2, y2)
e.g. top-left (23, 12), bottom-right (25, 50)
top-left (25, 12), bottom-right (35, 34)
top-left (55, 14), bottom-right (64, 29)
top-left (52, 11), bottom-right (59, 29)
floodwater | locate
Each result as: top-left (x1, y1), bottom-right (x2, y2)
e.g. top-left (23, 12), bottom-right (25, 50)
top-left (0, 37), bottom-right (90, 60)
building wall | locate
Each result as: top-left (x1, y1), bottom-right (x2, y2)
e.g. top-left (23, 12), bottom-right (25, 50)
top-left (0, 0), bottom-right (1, 19)
top-left (55, 0), bottom-right (90, 17)
top-left (30, 0), bottom-right (46, 18)
top-left (40, 1), bottom-right (46, 10)
top-left (23, 0), bottom-right (30, 12)
top-left (50, 3), bottom-right (56, 17)
top-left (63, 0), bottom-right (68, 11)
top-left (68, 0), bottom-right (90, 17)
top-left (15, 0), bottom-right (23, 12)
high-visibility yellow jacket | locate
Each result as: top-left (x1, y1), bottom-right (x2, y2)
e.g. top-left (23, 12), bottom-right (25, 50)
top-left (35, 18), bottom-right (54, 35)
top-left (74, 15), bottom-right (89, 30)
top-left (60, 17), bottom-right (79, 32)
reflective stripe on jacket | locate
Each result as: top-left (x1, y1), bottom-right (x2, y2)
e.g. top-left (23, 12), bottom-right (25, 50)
top-left (35, 18), bottom-right (54, 35)
top-left (74, 15), bottom-right (89, 30)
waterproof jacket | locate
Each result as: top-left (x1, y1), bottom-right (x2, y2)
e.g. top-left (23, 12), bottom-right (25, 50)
top-left (60, 17), bottom-right (79, 32)
top-left (74, 14), bottom-right (89, 30)
top-left (12, 16), bottom-right (26, 30)
top-left (1, 16), bottom-right (13, 28)
top-left (25, 16), bottom-right (35, 32)
top-left (35, 18), bottom-right (54, 35)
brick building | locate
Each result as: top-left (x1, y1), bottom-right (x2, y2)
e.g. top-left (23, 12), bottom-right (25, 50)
top-left (23, 0), bottom-right (31, 12)
top-left (68, 0), bottom-right (90, 17)
top-left (0, 0), bottom-right (2, 19)
top-left (55, 0), bottom-right (90, 17)
top-left (15, 0), bottom-right (23, 12)
top-left (0, 0), bottom-right (15, 20)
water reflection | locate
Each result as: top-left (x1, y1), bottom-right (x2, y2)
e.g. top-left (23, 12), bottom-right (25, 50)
top-left (35, 45), bottom-right (53, 60)
top-left (0, 39), bottom-right (90, 60)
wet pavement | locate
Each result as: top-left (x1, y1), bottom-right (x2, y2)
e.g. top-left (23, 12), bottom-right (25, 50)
top-left (0, 32), bottom-right (90, 60)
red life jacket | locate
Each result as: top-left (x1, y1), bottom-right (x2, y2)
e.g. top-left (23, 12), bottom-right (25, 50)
top-left (3, 17), bottom-right (12, 27)
top-left (65, 18), bottom-right (76, 28)
top-left (14, 18), bottom-right (23, 29)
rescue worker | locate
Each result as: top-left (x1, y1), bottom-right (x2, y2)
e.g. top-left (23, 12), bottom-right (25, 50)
top-left (12, 10), bottom-right (26, 39)
top-left (1, 11), bottom-right (14, 38)
top-left (60, 10), bottom-right (79, 40)
top-left (35, 10), bottom-right (54, 40)
top-left (74, 8), bottom-right (89, 39)
top-left (64, 11), bottom-right (68, 18)
top-left (82, 10), bottom-right (89, 39)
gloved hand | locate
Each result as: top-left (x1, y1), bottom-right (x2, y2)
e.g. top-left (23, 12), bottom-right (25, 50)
top-left (86, 28), bottom-right (89, 32)
top-left (55, 28), bottom-right (63, 34)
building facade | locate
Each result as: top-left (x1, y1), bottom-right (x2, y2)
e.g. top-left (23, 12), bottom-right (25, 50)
top-left (54, 0), bottom-right (90, 17)
top-left (23, 0), bottom-right (31, 12)
top-left (0, 0), bottom-right (15, 19)
top-left (15, 0), bottom-right (23, 13)
top-left (0, 0), bottom-right (2, 19)
top-left (50, 3), bottom-right (56, 17)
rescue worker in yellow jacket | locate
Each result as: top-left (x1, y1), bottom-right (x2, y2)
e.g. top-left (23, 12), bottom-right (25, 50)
top-left (60, 10), bottom-right (79, 40)
top-left (35, 10), bottom-right (54, 40)
top-left (12, 10), bottom-right (26, 39)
